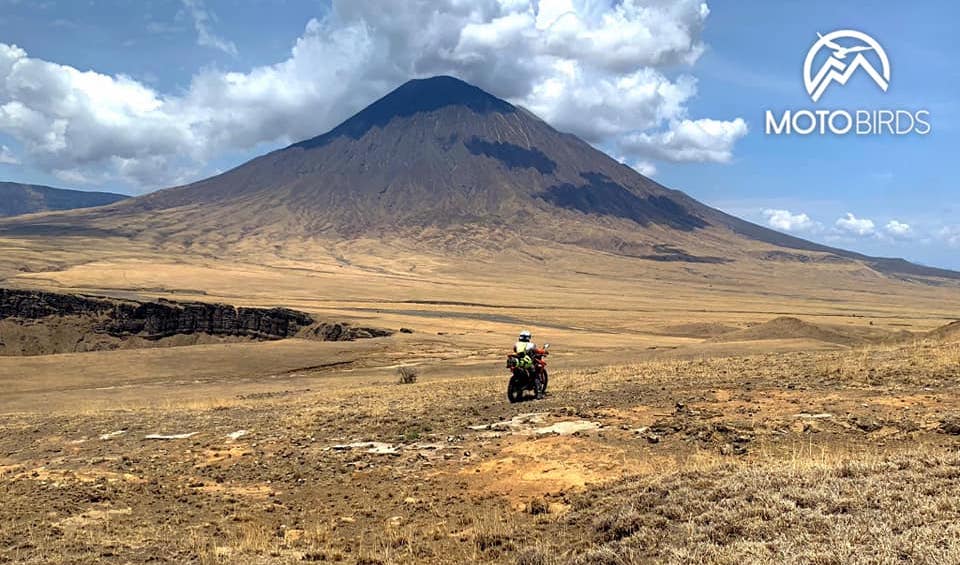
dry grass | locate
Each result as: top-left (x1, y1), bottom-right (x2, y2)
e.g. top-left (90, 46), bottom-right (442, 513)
top-left (2, 328), bottom-right (960, 563)
top-left (539, 449), bottom-right (960, 564)
top-left (815, 339), bottom-right (960, 386)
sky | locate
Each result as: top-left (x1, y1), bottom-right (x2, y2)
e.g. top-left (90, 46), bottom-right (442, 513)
top-left (0, 0), bottom-right (956, 268)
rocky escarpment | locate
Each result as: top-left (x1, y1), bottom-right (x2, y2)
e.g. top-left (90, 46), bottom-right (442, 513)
top-left (0, 288), bottom-right (313, 340)
top-left (0, 289), bottom-right (397, 356)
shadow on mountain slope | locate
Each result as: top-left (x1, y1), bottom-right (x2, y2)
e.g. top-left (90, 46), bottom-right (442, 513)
top-left (537, 172), bottom-right (708, 231)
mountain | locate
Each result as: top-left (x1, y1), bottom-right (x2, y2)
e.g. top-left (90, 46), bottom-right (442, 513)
top-left (0, 182), bottom-right (128, 218)
top-left (104, 76), bottom-right (707, 238)
top-left (0, 76), bottom-right (955, 280)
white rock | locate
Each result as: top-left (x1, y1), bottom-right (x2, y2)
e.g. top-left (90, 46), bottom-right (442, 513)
top-left (330, 441), bottom-right (399, 455)
top-left (468, 412), bottom-right (550, 431)
top-left (144, 432), bottom-right (199, 440)
top-left (534, 421), bottom-right (601, 436)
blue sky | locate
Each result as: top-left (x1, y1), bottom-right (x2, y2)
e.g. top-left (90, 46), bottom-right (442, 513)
top-left (0, 1), bottom-right (956, 268)
top-left (670, 0), bottom-right (959, 269)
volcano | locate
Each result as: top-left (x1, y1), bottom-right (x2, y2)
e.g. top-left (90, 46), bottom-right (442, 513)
top-left (98, 76), bottom-right (710, 238)
top-left (1, 76), bottom-right (955, 280)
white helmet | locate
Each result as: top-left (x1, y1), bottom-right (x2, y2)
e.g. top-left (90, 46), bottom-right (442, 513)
top-left (519, 330), bottom-right (532, 342)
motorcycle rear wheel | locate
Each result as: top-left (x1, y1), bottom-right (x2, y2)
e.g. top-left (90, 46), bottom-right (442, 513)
top-left (507, 375), bottom-right (524, 403)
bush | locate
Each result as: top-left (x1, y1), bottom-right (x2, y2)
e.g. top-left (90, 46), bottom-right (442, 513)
top-left (397, 366), bottom-right (418, 384)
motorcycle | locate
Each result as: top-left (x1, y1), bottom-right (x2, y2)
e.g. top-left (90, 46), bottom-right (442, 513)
top-left (505, 343), bottom-right (549, 403)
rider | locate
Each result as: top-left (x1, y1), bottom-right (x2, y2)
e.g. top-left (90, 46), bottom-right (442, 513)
top-left (514, 330), bottom-right (536, 356)
top-left (514, 330), bottom-right (543, 398)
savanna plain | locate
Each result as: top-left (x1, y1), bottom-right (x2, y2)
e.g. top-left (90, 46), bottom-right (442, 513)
top-left (2, 235), bottom-right (960, 564)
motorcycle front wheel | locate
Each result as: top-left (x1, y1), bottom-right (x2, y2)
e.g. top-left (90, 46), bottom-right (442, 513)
top-left (539, 369), bottom-right (549, 395)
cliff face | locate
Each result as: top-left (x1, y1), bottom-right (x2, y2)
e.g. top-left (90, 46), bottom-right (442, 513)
top-left (106, 302), bottom-right (313, 340)
top-left (0, 288), bottom-right (313, 340)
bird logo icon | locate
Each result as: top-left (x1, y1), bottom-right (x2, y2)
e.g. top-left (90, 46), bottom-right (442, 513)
top-left (816, 32), bottom-right (876, 59)
top-left (804, 30), bottom-right (890, 102)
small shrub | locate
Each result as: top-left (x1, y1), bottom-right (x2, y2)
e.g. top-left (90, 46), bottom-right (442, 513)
top-left (397, 366), bottom-right (418, 384)
top-left (516, 545), bottom-right (557, 565)
top-left (594, 505), bottom-right (644, 542)
top-left (526, 498), bottom-right (549, 515)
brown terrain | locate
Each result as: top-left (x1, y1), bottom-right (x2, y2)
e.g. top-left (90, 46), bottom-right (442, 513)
top-left (0, 76), bottom-right (959, 563)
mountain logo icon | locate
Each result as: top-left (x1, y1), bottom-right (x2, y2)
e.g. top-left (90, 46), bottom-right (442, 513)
top-left (803, 30), bottom-right (890, 103)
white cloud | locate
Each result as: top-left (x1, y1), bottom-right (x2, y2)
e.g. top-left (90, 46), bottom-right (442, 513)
top-left (633, 161), bottom-right (657, 177)
top-left (939, 226), bottom-right (960, 247)
top-left (884, 220), bottom-right (912, 238)
top-left (0, 144), bottom-right (17, 164)
top-left (835, 213), bottom-right (876, 237)
top-left (0, 42), bottom-right (205, 187)
top-left (523, 63), bottom-right (698, 143)
top-left (763, 209), bottom-right (816, 233)
top-left (615, 154), bottom-right (656, 176)
top-left (619, 118), bottom-right (749, 163)
top-left (182, 0), bottom-right (237, 56)
top-left (0, 0), bottom-right (745, 190)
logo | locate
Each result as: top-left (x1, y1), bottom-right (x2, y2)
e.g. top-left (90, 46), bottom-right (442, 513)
top-left (764, 29), bottom-right (930, 137)
top-left (804, 30), bottom-right (890, 102)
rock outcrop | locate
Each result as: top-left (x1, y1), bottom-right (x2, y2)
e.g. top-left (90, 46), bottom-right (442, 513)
top-left (297, 322), bottom-right (394, 342)
top-left (0, 288), bottom-right (313, 340)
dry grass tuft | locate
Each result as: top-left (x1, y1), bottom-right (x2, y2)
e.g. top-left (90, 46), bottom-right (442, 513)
top-left (397, 366), bottom-right (419, 384)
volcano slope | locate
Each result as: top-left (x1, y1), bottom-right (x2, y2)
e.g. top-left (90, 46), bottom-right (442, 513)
top-left (0, 76), bottom-right (951, 281)
top-left (0, 76), bottom-right (957, 350)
